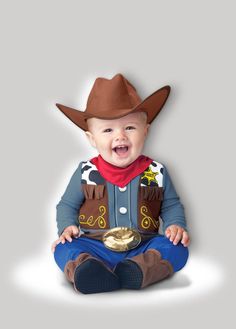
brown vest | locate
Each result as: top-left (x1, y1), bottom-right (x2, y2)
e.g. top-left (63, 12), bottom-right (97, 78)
top-left (78, 160), bottom-right (164, 239)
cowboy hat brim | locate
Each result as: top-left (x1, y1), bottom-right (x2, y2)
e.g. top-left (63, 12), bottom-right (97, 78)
top-left (55, 85), bottom-right (171, 131)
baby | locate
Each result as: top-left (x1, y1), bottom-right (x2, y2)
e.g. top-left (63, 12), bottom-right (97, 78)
top-left (52, 73), bottom-right (190, 294)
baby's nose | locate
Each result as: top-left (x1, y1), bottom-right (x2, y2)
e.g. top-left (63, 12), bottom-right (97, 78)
top-left (115, 130), bottom-right (127, 141)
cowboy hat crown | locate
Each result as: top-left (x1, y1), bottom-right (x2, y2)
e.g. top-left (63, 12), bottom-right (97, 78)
top-left (56, 73), bottom-right (171, 131)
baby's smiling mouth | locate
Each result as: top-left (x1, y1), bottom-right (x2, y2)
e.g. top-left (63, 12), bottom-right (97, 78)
top-left (112, 145), bottom-right (129, 155)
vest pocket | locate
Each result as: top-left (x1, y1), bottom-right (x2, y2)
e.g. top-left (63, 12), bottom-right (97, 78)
top-left (79, 184), bottom-right (110, 230)
top-left (138, 186), bottom-right (163, 232)
top-left (140, 186), bottom-right (163, 201)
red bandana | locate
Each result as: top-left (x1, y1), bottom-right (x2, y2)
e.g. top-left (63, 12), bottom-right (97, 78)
top-left (90, 155), bottom-right (153, 188)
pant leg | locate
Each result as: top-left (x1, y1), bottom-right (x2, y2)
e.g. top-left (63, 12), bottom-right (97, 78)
top-left (127, 235), bottom-right (189, 272)
top-left (54, 236), bottom-right (127, 271)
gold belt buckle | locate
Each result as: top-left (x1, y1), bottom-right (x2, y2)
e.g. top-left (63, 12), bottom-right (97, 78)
top-left (102, 227), bottom-right (141, 252)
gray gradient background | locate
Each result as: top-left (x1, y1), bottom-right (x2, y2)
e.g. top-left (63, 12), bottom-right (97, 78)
top-left (1, 0), bottom-right (235, 328)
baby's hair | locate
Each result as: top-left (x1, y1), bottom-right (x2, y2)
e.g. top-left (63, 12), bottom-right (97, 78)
top-left (138, 111), bottom-right (148, 122)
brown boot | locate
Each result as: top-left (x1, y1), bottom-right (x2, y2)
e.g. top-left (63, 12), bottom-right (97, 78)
top-left (114, 249), bottom-right (173, 289)
top-left (64, 253), bottom-right (93, 283)
top-left (64, 253), bottom-right (120, 294)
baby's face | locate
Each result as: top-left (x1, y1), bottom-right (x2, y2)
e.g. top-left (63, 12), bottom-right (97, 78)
top-left (85, 112), bottom-right (150, 168)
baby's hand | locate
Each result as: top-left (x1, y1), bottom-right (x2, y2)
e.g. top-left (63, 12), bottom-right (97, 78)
top-left (51, 225), bottom-right (80, 253)
top-left (165, 225), bottom-right (190, 247)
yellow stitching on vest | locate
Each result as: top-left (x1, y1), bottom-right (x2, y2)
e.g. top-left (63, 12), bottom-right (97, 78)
top-left (140, 205), bottom-right (158, 229)
top-left (141, 167), bottom-right (159, 186)
top-left (79, 205), bottom-right (107, 228)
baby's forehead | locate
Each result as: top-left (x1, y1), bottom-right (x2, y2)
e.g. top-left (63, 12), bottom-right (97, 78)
top-left (87, 111), bottom-right (147, 128)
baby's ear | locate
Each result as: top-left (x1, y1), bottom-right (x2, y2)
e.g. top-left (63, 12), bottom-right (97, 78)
top-left (145, 124), bottom-right (151, 137)
top-left (85, 131), bottom-right (96, 148)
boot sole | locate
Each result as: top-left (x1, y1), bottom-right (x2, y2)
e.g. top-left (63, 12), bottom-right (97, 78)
top-left (74, 259), bottom-right (120, 294)
top-left (114, 260), bottom-right (143, 289)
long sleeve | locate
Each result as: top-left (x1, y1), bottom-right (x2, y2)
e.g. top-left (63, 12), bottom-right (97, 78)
top-left (56, 162), bottom-right (85, 236)
top-left (160, 165), bottom-right (187, 232)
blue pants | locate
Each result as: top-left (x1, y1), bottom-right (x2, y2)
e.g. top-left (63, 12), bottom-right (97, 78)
top-left (54, 235), bottom-right (189, 273)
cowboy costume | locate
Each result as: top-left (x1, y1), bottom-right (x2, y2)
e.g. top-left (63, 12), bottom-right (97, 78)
top-left (53, 73), bottom-right (189, 294)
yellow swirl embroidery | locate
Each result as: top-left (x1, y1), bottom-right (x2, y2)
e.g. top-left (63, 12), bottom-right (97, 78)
top-left (79, 205), bottom-right (107, 228)
top-left (140, 205), bottom-right (158, 229)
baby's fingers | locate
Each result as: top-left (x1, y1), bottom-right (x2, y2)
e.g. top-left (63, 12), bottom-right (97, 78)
top-left (165, 228), bottom-right (171, 238)
top-left (169, 227), bottom-right (178, 243)
top-left (181, 231), bottom-right (190, 247)
top-left (72, 226), bottom-right (80, 238)
top-left (165, 227), bottom-right (176, 240)
top-left (51, 239), bottom-right (61, 253)
top-left (62, 232), bottom-right (72, 243)
top-left (173, 229), bottom-right (183, 245)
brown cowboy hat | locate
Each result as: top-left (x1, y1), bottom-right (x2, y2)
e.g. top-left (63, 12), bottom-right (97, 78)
top-left (55, 73), bottom-right (171, 131)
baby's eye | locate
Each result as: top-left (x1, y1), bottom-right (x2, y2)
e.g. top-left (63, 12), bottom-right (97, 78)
top-left (126, 126), bottom-right (135, 130)
top-left (103, 128), bottom-right (112, 133)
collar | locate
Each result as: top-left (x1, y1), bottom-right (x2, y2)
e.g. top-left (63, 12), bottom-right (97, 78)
top-left (90, 155), bottom-right (153, 188)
